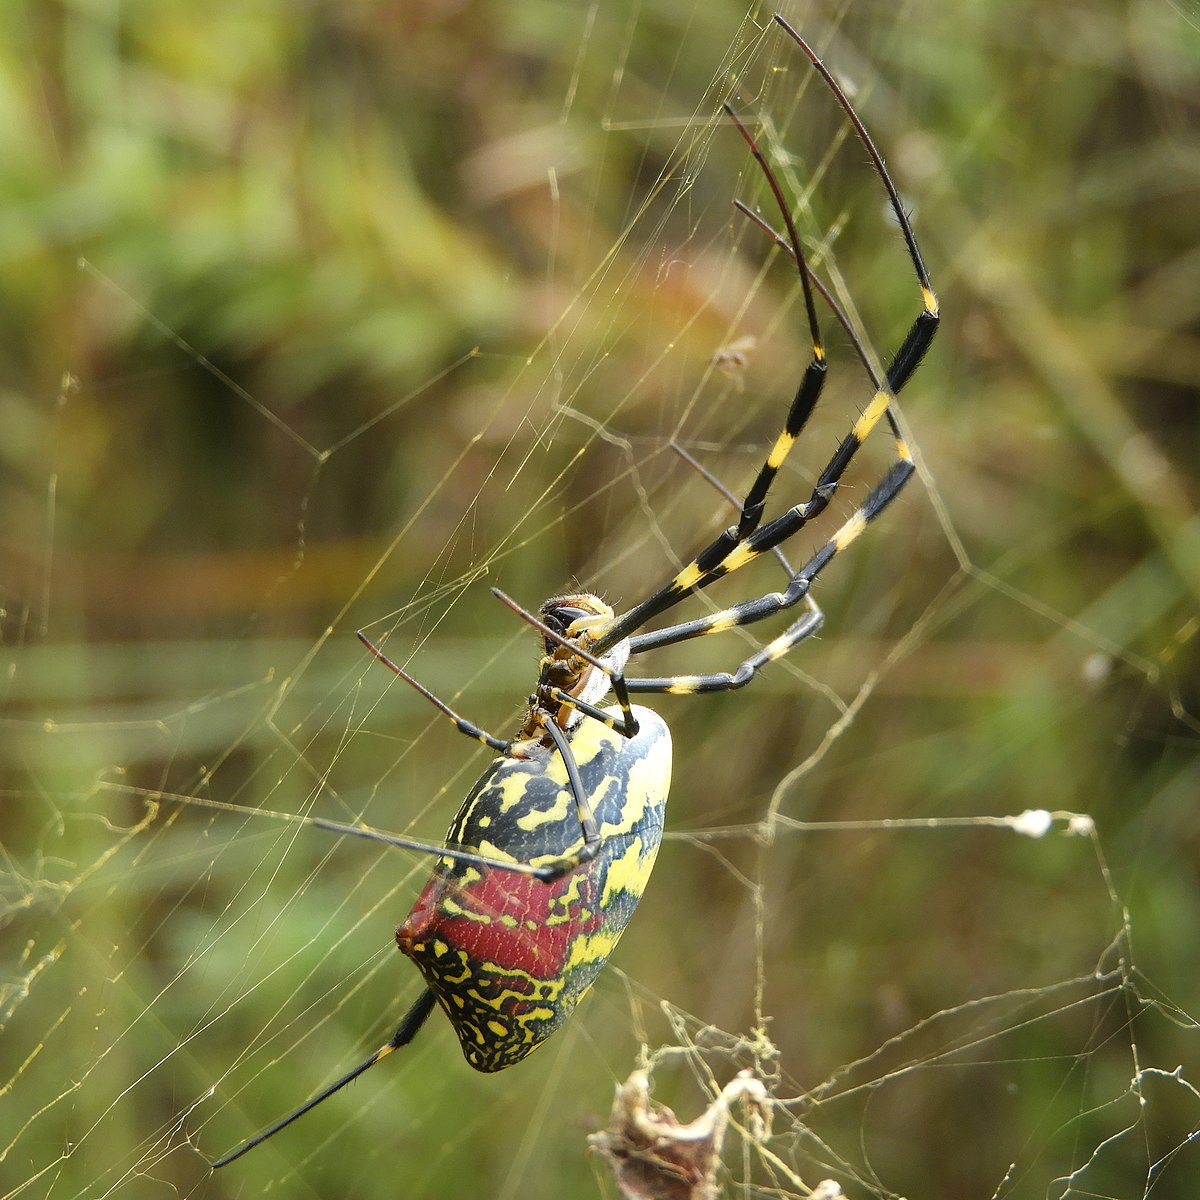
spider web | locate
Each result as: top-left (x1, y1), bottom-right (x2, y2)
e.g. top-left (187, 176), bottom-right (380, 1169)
top-left (3, 2), bottom-right (1199, 1198)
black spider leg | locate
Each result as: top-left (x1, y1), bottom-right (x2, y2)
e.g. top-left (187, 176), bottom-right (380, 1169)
top-left (774, 14), bottom-right (939, 398)
top-left (616, 324), bottom-right (914, 681)
top-left (210, 988), bottom-right (438, 1169)
top-left (325, 629), bottom-right (601, 882)
top-left (670, 441), bottom-right (799, 579)
top-left (594, 21), bottom-right (939, 660)
top-left (211, 620), bottom-right (615, 1165)
top-left (624, 205), bottom-right (912, 676)
top-left (358, 630), bottom-right (515, 755)
top-left (541, 717), bottom-right (601, 875)
top-left (593, 98), bottom-right (829, 655)
top-left (616, 444), bottom-right (826, 693)
top-left (735, 203), bottom-right (897, 410)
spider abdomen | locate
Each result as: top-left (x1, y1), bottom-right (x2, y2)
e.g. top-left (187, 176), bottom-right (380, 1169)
top-left (397, 705), bottom-right (671, 1071)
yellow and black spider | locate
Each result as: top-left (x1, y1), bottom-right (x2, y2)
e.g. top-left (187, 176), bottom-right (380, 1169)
top-left (211, 14), bottom-right (937, 1169)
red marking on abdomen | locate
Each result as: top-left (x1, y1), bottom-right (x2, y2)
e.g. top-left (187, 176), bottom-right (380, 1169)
top-left (398, 864), bottom-right (605, 978)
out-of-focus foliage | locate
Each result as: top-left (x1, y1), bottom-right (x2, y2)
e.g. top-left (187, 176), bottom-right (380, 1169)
top-left (2, 1), bottom-right (1198, 1198)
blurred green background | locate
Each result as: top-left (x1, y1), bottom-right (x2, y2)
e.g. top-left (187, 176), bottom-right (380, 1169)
top-left (3, 1), bottom-right (1199, 1197)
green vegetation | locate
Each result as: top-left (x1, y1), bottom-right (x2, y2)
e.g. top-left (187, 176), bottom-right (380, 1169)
top-left (2, 2), bottom-right (1197, 1197)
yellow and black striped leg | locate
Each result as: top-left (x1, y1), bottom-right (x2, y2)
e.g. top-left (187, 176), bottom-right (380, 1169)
top-left (595, 47), bottom-right (938, 659)
top-left (732, 197), bottom-right (924, 523)
top-left (592, 108), bottom-right (835, 652)
top-left (628, 600), bottom-right (825, 697)
top-left (722, 98), bottom-right (829, 542)
top-left (671, 441), bottom-right (799, 580)
top-left (211, 988), bottom-right (438, 1169)
top-left (625, 449), bottom-right (910, 672)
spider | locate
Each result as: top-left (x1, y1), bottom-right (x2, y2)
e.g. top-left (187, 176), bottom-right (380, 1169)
top-left (211, 14), bottom-right (937, 1169)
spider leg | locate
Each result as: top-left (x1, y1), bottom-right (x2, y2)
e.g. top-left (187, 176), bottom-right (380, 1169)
top-left (357, 630), bottom-right (515, 755)
top-left (536, 718), bottom-right (602, 877)
top-left (735, 201), bottom-right (934, 402)
top-left (627, 602), bottom-right (825, 696)
top-left (354, 624), bottom-right (605, 882)
top-left (773, 14), bottom-right (939, 394)
top-left (596, 33), bottom-right (936, 656)
top-left (723, 95), bottom-right (828, 545)
top-left (211, 989), bottom-right (438, 1169)
top-left (311, 817), bottom-right (575, 881)
top-left (594, 103), bottom-right (829, 652)
top-left (622, 451), bottom-right (907, 682)
top-left (670, 442), bottom-right (798, 579)
top-left (605, 361), bottom-right (912, 655)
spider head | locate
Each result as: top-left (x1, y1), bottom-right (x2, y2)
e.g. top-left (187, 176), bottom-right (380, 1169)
top-left (539, 593), bottom-right (631, 715)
